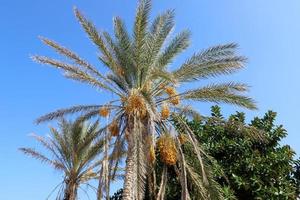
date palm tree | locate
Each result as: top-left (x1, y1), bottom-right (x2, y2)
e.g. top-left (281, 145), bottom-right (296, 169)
top-left (32, 0), bottom-right (256, 199)
top-left (20, 118), bottom-right (104, 200)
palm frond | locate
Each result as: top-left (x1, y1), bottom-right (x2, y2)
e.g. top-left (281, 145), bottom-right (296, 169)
top-left (78, 120), bottom-right (101, 154)
top-left (185, 161), bottom-right (225, 200)
top-left (32, 55), bottom-right (82, 74)
top-left (107, 73), bottom-right (129, 93)
top-left (79, 109), bottom-right (103, 122)
top-left (226, 119), bottom-right (266, 142)
top-left (70, 119), bottom-right (85, 157)
top-left (81, 138), bottom-right (104, 168)
top-left (156, 165), bottom-right (168, 200)
top-left (32, 56), bottom-right (114, 93)
top-left (50, 126), bottom-right (72, 169)
top-left (133, 0), bottom-right (152, 66)
top-left (39, 37), bottom-right (105, 80)
top-left (176, 139), bottom-right (191, 200)
top-left (185, 164), bottom-right (209, 199)
top-left (172, 114), bottom-right (209, 184)
top-left (74, 8), bottom-right (118, 72)
top-left (173, 43), bottom-right (245, 82)
top-left (30, 133), bottom-right (66, 167)
top-left (109, 135), bottom-right (127, 181)
top-left (19, 148), bottom-right (64, 170)
top-left (112, 17), bottom-right (135, 87)
top-left (196, 43), bottom-right (238, 59)
top-left (36, 105), bottom-right (104, 123)
top-left (150, 9), bottom-right (174, 35)
top-left (183, 82), bottom-right (257, 109)
top-left (174, 105), bottom-right (202, 121)
top-left (156, 30), bottom-right (190, 69)
top-left (150, 69), bottom-right (175, 84)
top-left (145, 9), bottom-right (175, 68)
top-left (113, 17), bottom-right (132, 53)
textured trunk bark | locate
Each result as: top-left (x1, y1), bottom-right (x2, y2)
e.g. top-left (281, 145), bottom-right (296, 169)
top-left (63, 180), bottom-right (78, 200)
top-left (122, 141), bottom-right (136, 200)
top-left (123, 116), bottom-right (150, 200)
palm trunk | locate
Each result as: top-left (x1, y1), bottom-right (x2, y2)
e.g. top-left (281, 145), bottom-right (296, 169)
top-left (122, 140), bottom-right (136, 200)
top-left (123, 115), bottom-right (145, 200)
top-left (63, 180), bottom-right (78, 200)
top-left (123, 116), bottom-right (150, 200)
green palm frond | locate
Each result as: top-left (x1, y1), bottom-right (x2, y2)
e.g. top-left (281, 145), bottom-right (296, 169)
top-left (36, 105), bottom-right (105, 123)
top-left (74, 8), bottom-right (118, 72)
top-left (185, 164), bottom-right (208, 199)
top-left (183, 82), bottom-right (257, 109)
top-left (107, 73), bottom-right (129, 93)
top-left (185, 163), bottom-right (224, 200)
top-left (173, 43), bottom-right (246, 82)
top-left (145, 9), bottom-right (175, 67)
top-left (32, 56), bottom-right (115, 94)
top-left (174, 105), bottom-right (202, 121)
top-left (156, 30), bottom-right (191, 69)
top-left (50, 126), bottom-right (72, 169)
top-left (19, 147), bottom-right (64, 170)
top-left (133, 0), bottom-right (151, 69)
top-left (112, 17), bottom-right (136, 88)
top-left (29, 133), bottom-right (65, 166)
top-left (150, 68), bottom-right (175, 84)
top-left (39, 37), bottom-right (104, 80)
top-left (113, 17), bottom-right (132, 53)
top-left (79, 138), bottom-right (104, 170)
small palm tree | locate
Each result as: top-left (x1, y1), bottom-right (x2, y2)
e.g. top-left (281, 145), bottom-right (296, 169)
top-left (20, 119), bottom-right (104, 200)
top-left (32, 0), bottom-right (256, 199)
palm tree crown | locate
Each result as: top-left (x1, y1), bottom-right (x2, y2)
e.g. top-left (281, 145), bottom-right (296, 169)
top-left (32, 0), bottom-right (256, 199)
top-left (20, 119), bottom-right (104, 200)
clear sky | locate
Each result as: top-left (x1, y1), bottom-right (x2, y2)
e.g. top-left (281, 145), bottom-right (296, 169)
top-left (1, 0), bottom-right (300, 199)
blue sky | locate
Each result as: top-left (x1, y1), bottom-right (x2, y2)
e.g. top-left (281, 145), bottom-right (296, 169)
top-left (1, 0), bottom-right (300, 199)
